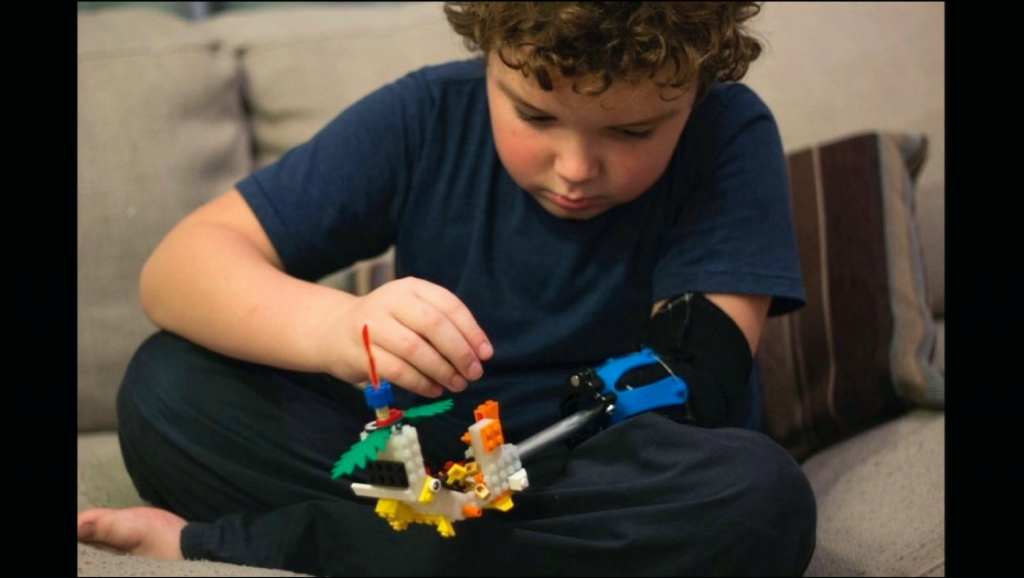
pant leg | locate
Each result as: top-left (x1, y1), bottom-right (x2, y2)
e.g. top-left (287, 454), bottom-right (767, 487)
top-left (117, 330), bottom-right (375, 520)
top-left (502, 413), bottom-right (817, 577)
top-left (116, 331), bottom-right (517, 577)
top-left (117, 331), bottom-right (815, 576)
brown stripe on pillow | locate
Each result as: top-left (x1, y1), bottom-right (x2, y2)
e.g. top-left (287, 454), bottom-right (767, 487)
top-left (758, 132), bottom-right (942, 461)
top-left (817, 135), bottom-right (907, 430)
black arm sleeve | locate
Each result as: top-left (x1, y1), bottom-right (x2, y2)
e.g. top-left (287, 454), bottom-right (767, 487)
top-left (643, 293), bottom-right (753, 428)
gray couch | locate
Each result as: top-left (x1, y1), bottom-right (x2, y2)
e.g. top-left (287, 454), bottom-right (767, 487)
top-left (78, 4), bottom-right (945, 576)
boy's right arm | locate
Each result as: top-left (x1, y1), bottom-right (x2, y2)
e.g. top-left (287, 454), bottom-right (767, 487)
top-left (140, 189), bottom-right (492, 398)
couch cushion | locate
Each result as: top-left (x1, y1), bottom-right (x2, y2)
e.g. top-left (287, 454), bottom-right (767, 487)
top-left (801, 409), bottom-right (944, 577)
top-left (203, 3), bottom-right (469, 169)
top-left (78, 9), bottom-right (253, 432)
top-left (757, 132), bottom-right (945, 460)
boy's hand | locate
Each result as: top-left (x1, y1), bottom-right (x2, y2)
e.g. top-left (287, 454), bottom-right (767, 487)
top-left (327, 277), bottom-right (493, 398)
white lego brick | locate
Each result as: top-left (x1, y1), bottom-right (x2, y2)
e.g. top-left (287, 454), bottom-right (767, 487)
top-left (508, 469), bottom-right (529, 491)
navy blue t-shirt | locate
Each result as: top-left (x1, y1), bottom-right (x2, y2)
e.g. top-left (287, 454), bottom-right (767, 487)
top-left (237, 58), bottom-right (805, 454)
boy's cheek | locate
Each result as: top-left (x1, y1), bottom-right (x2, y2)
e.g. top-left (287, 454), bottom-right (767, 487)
top-left (494, 129), bottom-right (547, 184)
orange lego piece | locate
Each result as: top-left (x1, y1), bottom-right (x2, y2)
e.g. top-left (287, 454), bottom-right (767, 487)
top-left (480, 420), bottom-right (504, 452)
top-left (461, 431), bottom-right (472, 445)
top-left (473, 400), bottom-right (500, 422)
top-left (462, 504), bottom-right (483, 518)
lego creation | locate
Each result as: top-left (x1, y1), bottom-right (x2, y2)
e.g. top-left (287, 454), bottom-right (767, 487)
top-left (332, 326), bottom-right (688, 537)
top-left (331, 326), bottom-right (529, 537)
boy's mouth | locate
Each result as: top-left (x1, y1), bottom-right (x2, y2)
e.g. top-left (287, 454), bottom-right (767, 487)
top-left (544, 190), bottom-right (595, 211)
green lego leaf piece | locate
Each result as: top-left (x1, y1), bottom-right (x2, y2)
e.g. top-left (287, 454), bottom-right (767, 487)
top-left (402, 399), bottom-right (455, 420)
top-left (331, 427), bottom-right (393, 479)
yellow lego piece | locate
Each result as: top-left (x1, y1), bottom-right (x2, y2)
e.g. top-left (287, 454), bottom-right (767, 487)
top-left (376, 499), bottom-right (399, 516)
top-left (374, 499), bottom-right (459, 538)
top-left (375, 500), bottom-right (410, 531)
top-left (436, 518), bottom-right (455, 538)
top-left (488, 493), bottom-right (514, 512)
top-left (446, 463), bottom-right (469, 485)
top-left (419, 477), bottom-right (440, 503)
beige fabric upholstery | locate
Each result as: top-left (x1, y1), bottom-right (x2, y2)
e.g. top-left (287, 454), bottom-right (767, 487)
top-left (803, 409), bottom-right (945, 577)
top-left (78, 9), bottom-right (252, 432)
top-left (205, 3), bottom-right (468, 169)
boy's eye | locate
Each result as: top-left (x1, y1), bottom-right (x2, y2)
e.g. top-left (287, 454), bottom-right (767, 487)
top-left (515, 108), bottom-right (653, 140)
top-left (617, 128), bottom-right (653, 140)
top-left (515, 109), bottom-right (553, 123)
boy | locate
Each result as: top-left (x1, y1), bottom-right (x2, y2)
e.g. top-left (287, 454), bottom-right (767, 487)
top-left (78, 2), bottom-right (816, 575)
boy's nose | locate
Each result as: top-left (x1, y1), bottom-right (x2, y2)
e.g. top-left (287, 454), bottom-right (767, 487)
top-left (554, 145), bottom-right (600, 185)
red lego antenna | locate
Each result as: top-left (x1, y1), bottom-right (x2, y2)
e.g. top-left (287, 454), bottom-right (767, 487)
top-left (362, 324), bottom-right (380, 390)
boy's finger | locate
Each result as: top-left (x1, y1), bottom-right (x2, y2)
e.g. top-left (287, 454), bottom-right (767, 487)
top-left (395, 301), bottom-right (482, 384)
top-left (376, 322), bottom-right (466, 393)
top-left (414, 283), bottom-right (493, 361)
top-left (371, 348), bottom-right (446, 398)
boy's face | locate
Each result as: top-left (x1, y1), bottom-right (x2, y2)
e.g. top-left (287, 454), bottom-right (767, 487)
top-left (486, 52), bottom-right (697, 220)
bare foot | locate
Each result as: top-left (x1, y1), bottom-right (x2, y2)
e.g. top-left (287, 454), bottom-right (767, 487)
top-left (77, 506), bottom-right (187, 560)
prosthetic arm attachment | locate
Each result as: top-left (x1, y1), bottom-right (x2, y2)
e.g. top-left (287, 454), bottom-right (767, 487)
top-left (643, 292), bottom-right (754, 428)
top-left (561, 292), bottom-right (754, 431)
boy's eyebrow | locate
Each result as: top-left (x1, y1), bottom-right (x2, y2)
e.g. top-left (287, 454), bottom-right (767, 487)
top-left (497, 80), bottom-right (555, 116)
top-left (496, 80), bottom-right (687, 127)
top-left (612, 107), bottom-right (687, 128)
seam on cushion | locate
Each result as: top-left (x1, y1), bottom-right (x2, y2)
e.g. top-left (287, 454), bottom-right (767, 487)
top-left (78, 44), bottom-right (220, 62)
top-left (235, 20), bottom-right (447, 58)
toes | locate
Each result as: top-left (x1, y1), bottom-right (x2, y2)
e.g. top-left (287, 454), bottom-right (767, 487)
top-left (76, 507), bottom-right (186, 560)
top-left (77, 508), bottom-right (114, 542)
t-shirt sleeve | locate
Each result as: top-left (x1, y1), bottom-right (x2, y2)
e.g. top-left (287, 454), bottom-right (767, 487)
top-left (235, 71), bottom-right (430, 282)
top-left (653, 85), bottom-right (806, 317)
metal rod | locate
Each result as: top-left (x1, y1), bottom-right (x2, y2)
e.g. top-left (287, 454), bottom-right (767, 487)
top-left (515, 402), bottom-right (606, 461)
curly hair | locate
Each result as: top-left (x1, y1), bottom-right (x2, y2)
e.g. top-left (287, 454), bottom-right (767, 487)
top-left (443, 2), bottom-right (763, 102)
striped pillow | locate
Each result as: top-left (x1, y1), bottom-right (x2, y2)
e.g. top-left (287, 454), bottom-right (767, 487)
top-left (757, 132), bottom-right (944, 461)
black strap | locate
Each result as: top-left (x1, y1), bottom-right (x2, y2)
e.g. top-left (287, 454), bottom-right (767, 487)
top-left (643, 293), bottom-right (753, 428)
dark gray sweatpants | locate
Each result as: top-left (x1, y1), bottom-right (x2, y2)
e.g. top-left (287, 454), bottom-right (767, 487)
top-left (116, 331), bottom-right (816, 577)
